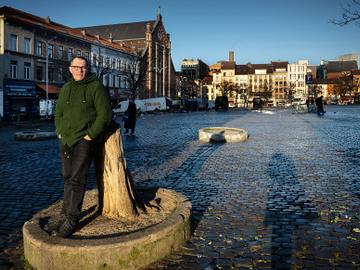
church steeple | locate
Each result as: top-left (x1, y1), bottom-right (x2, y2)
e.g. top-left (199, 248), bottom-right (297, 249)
top-left (157, 6), bottom-right (161, 20)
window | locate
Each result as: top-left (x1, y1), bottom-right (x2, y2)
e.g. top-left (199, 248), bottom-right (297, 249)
top-left (84, 52), bottom-right (89, 60)
top-left (36, 66), bottom-right (43, 81)
top-left (49, 68), bottom-right (54, 82)
top-left (106, 57), bottom-right (110, 67)
top-left (10, 60), bottom-right (17, 78)
top-left (48, 44), bottom-right (54, 58)
top-left (36, 41), bottom-right (43, 56)
top-left (10, 34), bottom-right (18, 51)
top-left (67, 48), bottom-right (73, 61)
top-left (57, 46), bottom-right (64, 59)
top-left (76, 49), bottom-right (81, 57)
top-left (112, 59), bottom-right (116, 69)
top-left (24, 38), bottom-right (31, 54)
top-left (24, 62), bottom-right (31, 80)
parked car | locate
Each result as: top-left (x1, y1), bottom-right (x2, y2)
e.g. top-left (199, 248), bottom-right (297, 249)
top-left (215, 96), bottom-right (228, 111)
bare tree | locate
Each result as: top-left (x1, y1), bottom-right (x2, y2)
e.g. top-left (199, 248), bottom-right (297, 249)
top-left (219, 81), bottom-right (234, 97)
top-left (91, 45), bottom-right (112, 80)
top-left (117, 54), bottom-right (147, 101)
top-left (333, 72), bottom-right (357, 99)
top-left (331, 0), bottom-right (360, 26)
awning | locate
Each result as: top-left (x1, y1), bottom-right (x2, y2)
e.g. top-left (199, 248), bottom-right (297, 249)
top-left (37, 84), bottom-right (61, 94)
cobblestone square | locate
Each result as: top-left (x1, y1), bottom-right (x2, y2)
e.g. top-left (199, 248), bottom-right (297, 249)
top-left (1, 106), bottom-right (360, 269)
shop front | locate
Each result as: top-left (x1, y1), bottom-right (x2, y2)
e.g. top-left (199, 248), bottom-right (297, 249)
top-left (3, 79), bottom-right (36, 121)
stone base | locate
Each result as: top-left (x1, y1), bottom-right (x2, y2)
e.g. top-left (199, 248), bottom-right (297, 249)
top-left (23, 188), bottom-right (192, 270)
top-left (15, 131), bottom-right (57, 140)
top-left (199, 127), bottom-right (249, 143)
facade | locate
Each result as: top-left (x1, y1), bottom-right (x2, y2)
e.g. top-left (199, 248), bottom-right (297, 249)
top-left (78, 11), bottom-right (176, 99)
top-left (287, 60), bottom-right (308, 101)
top-left (248, 64), bottom-right (273, 105)
top-left (181, 58), bottom-right (209, 80)
top-left (88, 36), bottom-right (138, 103)
top-left (0, 6), bottom-right (137, 119)
top-left (234, 65), bottom-right (250, 106)
top-left (353, 70), bottom-right (360, 103)
top-left (337, 53), bottom-right (359, 66)
top-left (180, 58), bottom-right (209, 99)
top-left (271, 61), bottom-right (288, 106)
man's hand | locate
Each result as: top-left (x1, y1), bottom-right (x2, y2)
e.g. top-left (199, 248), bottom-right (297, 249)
top-left (84, 134), bottom-right (92, 141)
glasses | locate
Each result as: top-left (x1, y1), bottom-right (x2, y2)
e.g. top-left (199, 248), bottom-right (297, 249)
top-left (70, 66), bottom-right (87, 71)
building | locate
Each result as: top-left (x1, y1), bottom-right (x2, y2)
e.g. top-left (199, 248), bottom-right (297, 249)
top-left (181, 59), bottom-right (209, 80)
top-left (287, 60), bottom-right (308, 101)
top-left (353, 69), bottom-right (360, 103)
top-left (0, 6), bottom-right (137, 120)
top-left (78, 10), bottom-right (176, 99)
top-left (271, 61), bottom-right (288, 105)
top-left (248, 63), bottom-right (273, 105)
top-left (234, 65), bottom-right (250, 106)
top-left (337, 53), bottom-right (359, 66)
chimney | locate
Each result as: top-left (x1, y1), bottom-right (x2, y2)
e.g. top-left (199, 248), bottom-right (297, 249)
top-left (229, 51), bottom-right (234, 62)
top-left (109, 33), bottom-right (113, 42)
top-left (81, 30), bottom-right (86, 36)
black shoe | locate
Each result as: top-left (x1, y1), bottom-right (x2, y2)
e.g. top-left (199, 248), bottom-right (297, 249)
top-left (52, 219), bottom-right (77, 238)
top-left (44, 215), bottom-right (66, 232)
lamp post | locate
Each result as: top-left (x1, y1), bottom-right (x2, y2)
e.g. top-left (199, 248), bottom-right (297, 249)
top-left (44, 37), bottom-right (57, 119)
top-left (45, 42), bottom-right (49, 119)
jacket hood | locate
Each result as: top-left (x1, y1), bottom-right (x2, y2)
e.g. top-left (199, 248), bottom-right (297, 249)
top-left (65, 73), bottom-right (100, 105)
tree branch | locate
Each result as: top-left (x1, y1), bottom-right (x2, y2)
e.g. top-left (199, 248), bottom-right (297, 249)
top-left (331, 0), bottom-right (360, 26)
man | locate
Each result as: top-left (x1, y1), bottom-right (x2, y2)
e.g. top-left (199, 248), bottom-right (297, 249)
top-left (54, 56), bottom-right (112, 237)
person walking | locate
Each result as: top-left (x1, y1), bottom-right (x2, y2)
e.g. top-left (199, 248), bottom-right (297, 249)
top-left (315, 95), bottom-right (325, 115)
top-left (54, 56), bottom-right (112, 238)
top-left (123, 99), bottom-right (137, 135)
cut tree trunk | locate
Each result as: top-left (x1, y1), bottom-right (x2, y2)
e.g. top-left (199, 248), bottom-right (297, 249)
top-left (95, 127), bottom-right (145, 220)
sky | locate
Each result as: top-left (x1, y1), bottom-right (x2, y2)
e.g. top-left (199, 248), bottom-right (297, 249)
top-left (1, 0), bottom-right (360, 70)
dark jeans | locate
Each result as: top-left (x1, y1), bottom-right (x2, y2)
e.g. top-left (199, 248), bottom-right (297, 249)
top-left (60, 139), bottom-right (95, 226)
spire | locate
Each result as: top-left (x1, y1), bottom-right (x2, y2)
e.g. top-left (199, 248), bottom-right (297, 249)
top-left (157, 6), bottom-right (161, 19)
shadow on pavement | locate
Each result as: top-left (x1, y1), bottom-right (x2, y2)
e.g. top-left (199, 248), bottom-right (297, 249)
top-left (137, 143), bottom-right (221, 232)
top-left (265, 151), bottom-right (318, 270)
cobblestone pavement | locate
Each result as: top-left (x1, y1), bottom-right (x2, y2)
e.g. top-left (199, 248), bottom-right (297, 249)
top-left (1, 106), bottom-right (360, 269)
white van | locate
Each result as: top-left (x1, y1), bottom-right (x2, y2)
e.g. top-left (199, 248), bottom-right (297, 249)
top-left (113, 97), bottom-right (172, 115)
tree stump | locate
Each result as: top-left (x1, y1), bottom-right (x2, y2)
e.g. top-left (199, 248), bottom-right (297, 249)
top-left (96, 127), bottom-right (145, 220)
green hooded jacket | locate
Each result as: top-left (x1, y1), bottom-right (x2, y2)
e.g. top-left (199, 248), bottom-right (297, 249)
top-left (55, 73), bottom-right (112, 147)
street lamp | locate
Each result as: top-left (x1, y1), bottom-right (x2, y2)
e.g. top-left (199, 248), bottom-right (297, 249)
top-left (45, 42), bottom-right (49, 119)
top-left (44, 37), bottom-right (56, 119)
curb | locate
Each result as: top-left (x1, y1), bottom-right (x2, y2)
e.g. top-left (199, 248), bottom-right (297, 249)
top-left (23, 188), bottom-right (192, 270)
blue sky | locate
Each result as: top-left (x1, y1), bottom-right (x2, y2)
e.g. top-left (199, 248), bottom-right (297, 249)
top-left (1, 0), bottom-right (359, 69)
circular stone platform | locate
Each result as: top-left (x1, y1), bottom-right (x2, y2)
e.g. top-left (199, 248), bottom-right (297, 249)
top-left (23, 188), bottom-right (192, 270)
top-left (15, 131), bottom-right (57, 140)
top-left (199, 127), bottom-right (249, 143)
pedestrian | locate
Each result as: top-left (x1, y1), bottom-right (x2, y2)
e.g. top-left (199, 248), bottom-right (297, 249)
top-left (306, 99), bottom-right (309, 112)
top-left (53, 56), bottom-right (112, 238)
top-left (123, 98), bottom-right (137, 135)
top-left (315, 95), bottom-right (325, 115)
